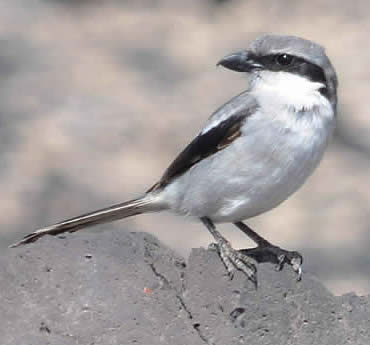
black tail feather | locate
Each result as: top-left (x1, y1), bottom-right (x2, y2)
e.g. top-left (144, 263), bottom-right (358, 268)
top-left (10, 196), bottom-right (162, 247)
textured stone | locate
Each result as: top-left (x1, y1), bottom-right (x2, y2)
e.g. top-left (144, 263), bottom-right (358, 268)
top-left (1, 228), bottom-right (370, 345)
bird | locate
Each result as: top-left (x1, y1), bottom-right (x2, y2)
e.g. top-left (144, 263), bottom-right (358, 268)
top-left (10, 34), bottom-right (338, 287)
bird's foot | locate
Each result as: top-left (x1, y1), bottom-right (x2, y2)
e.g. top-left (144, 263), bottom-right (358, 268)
top-left (209, 239), bottom-right (257, 288)
top-left (238, 245), bottom-right (303, 281)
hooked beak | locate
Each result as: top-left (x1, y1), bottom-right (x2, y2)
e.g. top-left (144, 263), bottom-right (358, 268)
top-left (217, 51), bottom-right (262, 72)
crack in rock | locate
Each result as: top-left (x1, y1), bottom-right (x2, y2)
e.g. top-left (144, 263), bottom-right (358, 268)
top-left (149, 262), bottom-right (212, 345)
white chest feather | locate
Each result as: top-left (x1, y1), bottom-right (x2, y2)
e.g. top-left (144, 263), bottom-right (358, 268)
top-left (252, 71), bottom-right (329, 113)
top-left (160, 72), bottom-right (335, 222)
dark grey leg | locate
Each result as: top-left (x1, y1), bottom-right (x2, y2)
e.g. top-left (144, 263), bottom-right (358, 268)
top-left (234, 221), bottom-right (303, 281)
top-left (200, 217), bottom-right (257, 287)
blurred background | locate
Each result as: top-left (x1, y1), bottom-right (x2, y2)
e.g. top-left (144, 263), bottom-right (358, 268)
top-left (1, 0), bottom-right (369, 295)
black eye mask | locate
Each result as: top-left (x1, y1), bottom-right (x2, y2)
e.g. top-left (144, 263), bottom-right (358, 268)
top-left (254, 53), bottom-right (328, 97)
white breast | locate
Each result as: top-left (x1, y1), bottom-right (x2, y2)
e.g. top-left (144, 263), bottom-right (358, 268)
top-left (160, 72), bottom-right (335, 223)
top-left (252, 70), bottom-right (330, 113)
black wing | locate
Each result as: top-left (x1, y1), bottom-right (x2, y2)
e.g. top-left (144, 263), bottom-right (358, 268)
top-left (148, 92), bottom-right (258, 192)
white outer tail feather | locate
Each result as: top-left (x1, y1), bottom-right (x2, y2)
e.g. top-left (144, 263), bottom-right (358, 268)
top-left (10, 195), bottom-right (165, 248)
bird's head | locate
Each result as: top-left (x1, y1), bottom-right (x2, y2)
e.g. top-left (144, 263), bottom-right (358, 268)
top-left (218, 34), bottom-right (338, 110)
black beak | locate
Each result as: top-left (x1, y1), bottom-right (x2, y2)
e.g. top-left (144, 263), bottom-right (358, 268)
top-left (217, 51), bottom-right (262, 72)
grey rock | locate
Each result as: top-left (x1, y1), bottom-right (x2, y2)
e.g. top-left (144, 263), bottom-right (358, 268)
top-left (1, 228), bottom-right (370, 345)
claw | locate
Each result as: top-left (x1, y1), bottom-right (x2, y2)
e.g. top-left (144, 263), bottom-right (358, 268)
top-left (248, 270), bottom-right (258, 289)
top-left (209, 240), bottom-right (257, 285)
top-left (291, 255), bottom-right (303, 281)
top-left (239, 245), bottom-right (303, 282)
top-left (201, 218), bottom-right (257, 286)
top-left (296, 266), bottom-right (302, 281)
top-left (208, 242), bottom-right (219, 252)
top-left (275, 254), bottom-right (285, 271)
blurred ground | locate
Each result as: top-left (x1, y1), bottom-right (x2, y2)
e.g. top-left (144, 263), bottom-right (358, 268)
top-left (1, 0), bottom-right (369, 295)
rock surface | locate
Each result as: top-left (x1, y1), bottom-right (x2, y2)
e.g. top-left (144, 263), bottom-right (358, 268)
top-left (1, 228), bottom-right (370, 345)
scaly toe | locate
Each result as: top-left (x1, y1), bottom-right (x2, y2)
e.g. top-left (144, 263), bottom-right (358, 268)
top-left (275, 254), bottom-right (286, 271)
top-left (211, 239), bottom-right (257, 285)
top-left (239, 245), bottom-right (303, 281)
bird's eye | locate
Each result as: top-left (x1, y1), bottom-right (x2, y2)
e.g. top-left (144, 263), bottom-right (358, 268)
top-left (275, 54), bottom-right (294, 66)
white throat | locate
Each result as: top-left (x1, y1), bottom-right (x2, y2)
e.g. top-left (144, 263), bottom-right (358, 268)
top-left (251, 71), bottom-right (328, 112)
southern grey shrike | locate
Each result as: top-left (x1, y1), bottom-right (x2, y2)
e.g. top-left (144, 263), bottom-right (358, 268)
top-left (11, 34), bottom-right (338, 286)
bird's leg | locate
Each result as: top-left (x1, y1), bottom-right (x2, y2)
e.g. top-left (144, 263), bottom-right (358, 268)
top-left (233, 221), bottom-right (303, 281)
top-left (201, 217), bottom-right (257, 287)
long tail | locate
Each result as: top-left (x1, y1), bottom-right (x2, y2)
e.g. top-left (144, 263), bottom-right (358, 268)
top-left (10, 195), bottom-right (165, 248)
